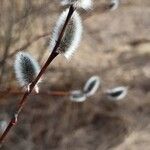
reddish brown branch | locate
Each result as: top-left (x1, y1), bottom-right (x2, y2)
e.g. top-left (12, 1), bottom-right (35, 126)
top-left (0, 89), bottom-right (70, 97)
top-left (0, 5), bottom-right (75, 144)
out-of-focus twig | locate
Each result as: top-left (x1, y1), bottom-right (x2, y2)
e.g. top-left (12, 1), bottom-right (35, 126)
top-left (0, 89), bottom-right (69, 97)
top-left (0, 1), bottom-right (14, 83)
top-left (0, 32), bottom-right (50, 73)
top-left (9, 32), bottom-right (50, 59)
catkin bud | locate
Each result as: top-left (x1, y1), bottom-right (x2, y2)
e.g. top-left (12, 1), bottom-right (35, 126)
top-left (109, 0), bottom-right (119, 10)
top-left (106, 86), bottom-right (128, 101)
top-left (50, 9), bottom-right (82, 59)
top-left (83, 76), bottom-right (100, 97)
top-left (70, 90), bottom-right (86, 102)
top-left (60, 0), bottom-right (93, 10)
top-left (14, 52), bottom-right (41, 92)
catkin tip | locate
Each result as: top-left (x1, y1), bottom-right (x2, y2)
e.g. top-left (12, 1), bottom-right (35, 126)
top-left (60, 0), bottom-right (93, 10)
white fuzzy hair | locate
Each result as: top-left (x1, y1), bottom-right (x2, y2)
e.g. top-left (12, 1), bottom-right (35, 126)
top-left (70, 90), bottom-right (86, 102)
top-left (60, 0), bottom-right (93, 10)
top-left (14, 51), bottom-right (41, 87)
top-left (106, 86), bottom-right (128, 101)
top-left (50, 9), bottom-right (82, 59)
top-left (110, 0), bottom-right (119, 11)
top-left (83, 76), bottom-right (101, 97)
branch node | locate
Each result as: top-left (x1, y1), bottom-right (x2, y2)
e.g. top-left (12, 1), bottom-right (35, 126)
top-left (12, 114), bottom-right (18, 125)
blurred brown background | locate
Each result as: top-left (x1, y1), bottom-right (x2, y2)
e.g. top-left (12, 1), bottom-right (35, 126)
top-left (0, 0), bottom-right (150, 149)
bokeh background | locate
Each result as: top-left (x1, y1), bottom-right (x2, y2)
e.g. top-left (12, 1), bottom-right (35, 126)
top-left (0, 0), bottom-right (150, 149)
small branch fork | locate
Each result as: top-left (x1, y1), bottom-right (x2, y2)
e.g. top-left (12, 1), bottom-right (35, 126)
top-left (0, 5), bottom-right (75, 144)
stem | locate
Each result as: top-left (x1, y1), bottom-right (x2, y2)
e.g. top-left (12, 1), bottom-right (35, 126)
top-left (0, 5), bottom-right (75, 144)
top-left (0, 90), bottom-right (70, 97)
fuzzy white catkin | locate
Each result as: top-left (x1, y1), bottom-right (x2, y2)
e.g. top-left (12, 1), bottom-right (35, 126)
top-left (110, 0), bottom-right (119, 10)
top-left (60, 0), bottom-right (93, 10)
top-left (83, 76), bottom-right (100, 97)
top-left (50, 9), bottom-right (82, 59)
top-left (14, 52), bottom-right (41, 88)
top-left (70, 90), bottom-right (87, 102)
top-left (106, 86), bottom-right (128, 101)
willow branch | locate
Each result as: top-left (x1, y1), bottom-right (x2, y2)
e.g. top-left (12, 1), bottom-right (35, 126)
top-left (0, 5), bottom-right (75, 144)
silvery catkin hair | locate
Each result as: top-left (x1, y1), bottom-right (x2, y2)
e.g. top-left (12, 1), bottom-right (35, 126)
top-left (83, 76), bottom-right (101, 97)
top-left (50, 9), bottom-right (83, 59)
top-left (106, 86), bottom-right (128, 101)
top-left (110, 0), bottom-right (119, 10)
top-left (60, 0), bottom-right (93, 10)
top-left (14, 52), bottom-right (41, 89)
top-left (70, 90), bottom-right (86, 102)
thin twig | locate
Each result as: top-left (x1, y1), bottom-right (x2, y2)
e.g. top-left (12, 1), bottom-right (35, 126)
top-left (0, 32), bottom-right (50, 67)
top-left (0, 7), bottom-right (14, 83)
top-left (9, 32), bottom-right (50, 58)
top-left (0, 90), bottom-right (69, 97)
top-left (0, 5), bottom-right (75, 144)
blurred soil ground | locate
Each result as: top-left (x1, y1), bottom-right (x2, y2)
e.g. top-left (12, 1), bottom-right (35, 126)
top-left (0, 0), bottom-right (150, 149)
